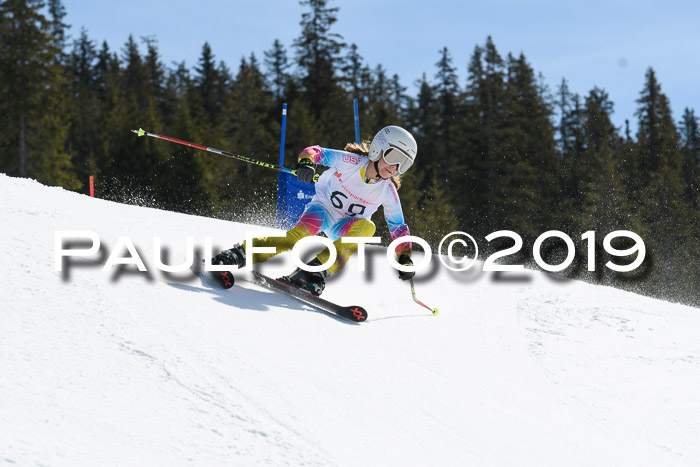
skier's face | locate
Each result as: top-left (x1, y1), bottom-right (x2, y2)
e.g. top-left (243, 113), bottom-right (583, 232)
top-left (376, 158), bottom-right (399, 179)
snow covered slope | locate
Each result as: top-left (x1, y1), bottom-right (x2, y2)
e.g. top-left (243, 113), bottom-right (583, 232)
top-left (1, 173), bottom-right (699, 466)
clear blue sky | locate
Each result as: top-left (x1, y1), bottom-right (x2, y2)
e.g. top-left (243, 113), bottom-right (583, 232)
top-left (61, 0), bottom-right (699, 133)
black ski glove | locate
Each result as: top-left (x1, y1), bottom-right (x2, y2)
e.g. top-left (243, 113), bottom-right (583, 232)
top-left (296, 158), bottom-right (316, 184)
top-left (397, 254), bottom-right (415, 281)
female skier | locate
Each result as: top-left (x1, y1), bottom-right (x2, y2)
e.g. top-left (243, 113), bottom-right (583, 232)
top-left (212, 125), bottom-right (417, 296)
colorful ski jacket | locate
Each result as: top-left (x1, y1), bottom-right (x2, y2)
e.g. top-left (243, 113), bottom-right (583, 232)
top-left (300, 146), bottom-right (411, 257)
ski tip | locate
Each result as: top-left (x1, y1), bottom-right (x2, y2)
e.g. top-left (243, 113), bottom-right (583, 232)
top-left (346, 306), bottom-right (368, 322)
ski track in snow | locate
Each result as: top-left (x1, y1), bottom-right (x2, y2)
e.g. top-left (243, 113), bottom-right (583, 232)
top-left (1, 173), bottom-right (699, 466)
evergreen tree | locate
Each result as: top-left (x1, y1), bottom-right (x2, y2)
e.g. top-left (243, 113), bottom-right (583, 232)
top-left (634, 68), bottom-right (684, 222)
top-left (264, 39), bottom-right (291, 104)
top-left (214, 59), bottom-right (234, 127)
top-left (121, 35), bottom-right (148, 100)
top-left (409, 74), bottom-right (439, 188)
top-left (340, 42), bottom-right (363, 98)
top-left (229, 54), bottom-right (276, 158)
top-left (363, 64), bottom-right (393, 131)
top-left (577, 88), bottom-right (628, 237)
top-left (0, 0), bottom-right (77, 188)
top-left (65, 27), bottom-right (100, 187)
top-left (283, 97), bottom-right (322, 165)
top-left (137, 37), bottom-right (200, 211)
top-left (357, 63), bottom-right (373, 117)
top-left (462, 38), bottom-right (508, 234)
top-left (94, 40), bottom-right (118, 95)
top-left (634, 68), bottom-right (678, 186)
top-left (556, 79), bottom-right (585, 229)
top-left (389, 74), bottom-right (409, 121)
top-left (433, 47), bottom-right (462, 194)
top-left (213, 54), bottom-right (278, 215)
top-left (141, 36), bottom-right (165, 108)
top-left (676, 107), bottom-right (700, 302)
top-left (633, 67), bottom-right (688, 292)
top-left (158, 64), bottom-right (211, 214)
top-left (46, 0), bottom-right (67, 64)
top-left (679, 107), bottom-right (700, 208)
top-left (193, 42), bottom-right (220, 127)
top-left (500, 52), bottom-right (558, 241)
top-left (100, 35), bottom-right (163, 203)
top-left (162, 61), bottom-right (194, 131)
top-left (293, 0), bottom-right (345, 121)
top-left (93, 40), bottom-right (123, 180)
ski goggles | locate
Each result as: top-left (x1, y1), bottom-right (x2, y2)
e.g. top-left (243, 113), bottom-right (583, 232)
top-left (381, 147), bottom-right (414, 174)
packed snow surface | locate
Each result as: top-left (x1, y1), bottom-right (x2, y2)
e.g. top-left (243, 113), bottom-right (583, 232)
top-left (1, 173), bottom-right (699, 466)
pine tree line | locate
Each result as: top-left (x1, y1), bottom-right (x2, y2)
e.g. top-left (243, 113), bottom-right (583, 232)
top-left (1, 0), bottom-right (699, 305)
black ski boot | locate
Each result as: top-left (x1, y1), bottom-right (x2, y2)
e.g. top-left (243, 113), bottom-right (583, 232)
top-left (284, 258), bottom-right (328, 296)
top-left (211, 244), bottom-right (246, 289)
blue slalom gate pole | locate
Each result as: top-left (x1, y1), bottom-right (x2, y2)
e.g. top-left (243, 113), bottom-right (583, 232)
top-left (353, 98), bottom-right (360, 144)
top-left (276, 104), bottom-right (288, 228)
top-left (279, 103), bottom-right (287, 166)
top-left (275, 103), bottom-right (316, 229)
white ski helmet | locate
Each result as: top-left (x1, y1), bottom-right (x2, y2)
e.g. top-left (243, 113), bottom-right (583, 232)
top-left (368, 125), bottom-right (417, 174)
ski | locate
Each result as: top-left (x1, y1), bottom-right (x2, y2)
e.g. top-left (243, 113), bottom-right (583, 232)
top-left (191, 258), bottom-right (367, 322)
top-left (250, 271), bottom-right (368, 323)
top-left (191, 257), bottom-right (236, 288)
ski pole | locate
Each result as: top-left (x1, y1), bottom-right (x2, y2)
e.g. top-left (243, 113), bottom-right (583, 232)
top-left (410, 279), bottom-right (439, 316)
top-left (131, 128), bottom-right (318, 182)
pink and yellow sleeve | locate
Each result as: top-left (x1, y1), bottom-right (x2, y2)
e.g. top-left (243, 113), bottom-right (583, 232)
top-left (298, 146), bottom-right (323, 164)
top-left (383, 183), bottom-right (411, 258)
